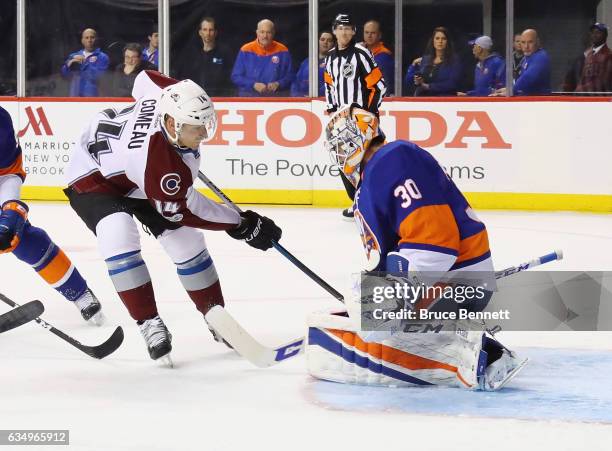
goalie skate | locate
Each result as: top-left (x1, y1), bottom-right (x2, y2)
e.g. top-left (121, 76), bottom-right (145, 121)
top-left (481, 349), bottom-right (529, 391)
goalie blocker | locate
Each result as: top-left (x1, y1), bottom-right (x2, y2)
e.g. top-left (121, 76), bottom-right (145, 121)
top-left (305, 309), bottom-right (527, 391)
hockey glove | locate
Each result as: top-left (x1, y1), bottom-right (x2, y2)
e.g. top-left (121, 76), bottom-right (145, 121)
top-left (0, 200), bottom-right (29, 253)
top-left (226, 210), bottom-right (282, 251)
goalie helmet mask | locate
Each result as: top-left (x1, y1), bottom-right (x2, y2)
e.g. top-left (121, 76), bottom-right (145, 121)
top-left (325, 106), bottom-right (380, 188)
top-left (158, 79), bottom-right (217, 149)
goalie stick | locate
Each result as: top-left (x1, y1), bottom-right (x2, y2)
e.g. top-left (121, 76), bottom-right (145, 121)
top-left (0, 293), bottom-right (124, 359)
top-left (204, 250), bottom-right (563, 368)
top-left (0, 300), bottom-right (44, 334)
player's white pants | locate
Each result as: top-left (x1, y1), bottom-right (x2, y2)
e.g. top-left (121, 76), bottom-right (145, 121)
top-left (158, 226), bottom-right (219, 291)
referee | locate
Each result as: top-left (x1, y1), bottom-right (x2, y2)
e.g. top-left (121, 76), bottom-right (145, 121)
top-left (324, 13), bottom-right (387, 218)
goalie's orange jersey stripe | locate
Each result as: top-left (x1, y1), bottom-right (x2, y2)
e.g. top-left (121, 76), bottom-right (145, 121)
top-left (456, 229), bottom-right (490, 263)
top-left (37, 249), bottom-right (73, 285)
top-left (0, 154), bottom-right (26, 180)
top-left (326, 328), bottom-right (473, 387)
top-left (398, 204), bottom-right (460, 253)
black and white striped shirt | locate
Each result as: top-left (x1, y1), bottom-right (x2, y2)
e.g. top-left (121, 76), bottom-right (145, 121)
top-left (324, 42), bottom-right (387, 115)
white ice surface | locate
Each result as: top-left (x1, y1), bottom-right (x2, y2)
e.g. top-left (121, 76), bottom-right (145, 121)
top-left (1, 204), bottom-right (611, 450)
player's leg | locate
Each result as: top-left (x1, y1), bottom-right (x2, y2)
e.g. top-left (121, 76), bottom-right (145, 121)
top-left (12, 221), bottom-right (104, 324)
top-left (64, 189), bottom-right (170, 361)
top-left (131, 201), bottom-right (231, 348)
top-left (0, 195), bottom-right (104, 325)
top-left (156, 226), bottom-right (231, 347)
top-left (96, 212), bottom-right (172, 361)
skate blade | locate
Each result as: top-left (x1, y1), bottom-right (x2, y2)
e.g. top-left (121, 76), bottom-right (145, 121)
top-left (490, 357), bottom-right (529, 391)
top-left (158, 354), bottom-right (174, 369)
top-left (88, 310), bottom-right (106, 327)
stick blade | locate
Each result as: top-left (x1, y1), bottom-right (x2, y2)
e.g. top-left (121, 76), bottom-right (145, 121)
top-left (205, 306), bottom-right (304, 368)
top-left (0, 300), bottom-right (44, 334)
top-left (83, 326), bottom-right (125, 359)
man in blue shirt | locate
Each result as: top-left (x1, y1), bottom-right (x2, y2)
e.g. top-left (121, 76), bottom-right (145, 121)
top-left (291, 31), bottom-right (334, 97)
top-left (142, 30), bottom-right (159, 68)
top-left (61, 28), bottom-right (109, 97)
top-left (231, 19), bottom-right (294, 97)
top-left (458, 36), bottom-right (505, 96)
top-left (493, 29), bottom-right (550, 96)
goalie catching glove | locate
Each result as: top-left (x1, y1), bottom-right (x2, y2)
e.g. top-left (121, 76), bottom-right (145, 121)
top-left (227, 210), bottom-right (282, 251)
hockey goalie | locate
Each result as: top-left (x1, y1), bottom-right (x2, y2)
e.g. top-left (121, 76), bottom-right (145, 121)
top-left (305, 106), bottom-right (527, 391)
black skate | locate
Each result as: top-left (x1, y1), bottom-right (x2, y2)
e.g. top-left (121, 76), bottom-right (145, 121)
top-left (138, 315), bottom-right (173, 365)
top-left (73, 289), bottom-right (105, 326)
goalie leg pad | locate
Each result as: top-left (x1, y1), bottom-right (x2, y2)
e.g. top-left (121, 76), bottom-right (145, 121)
top-left (306, 309), bottom-right (487, 389)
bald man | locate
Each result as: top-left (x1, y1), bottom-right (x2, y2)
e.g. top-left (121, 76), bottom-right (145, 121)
top-left (61, 28), bottom-right (110, 96)
top-left (362, 20), bottom-right (394, 94)
top-left (514, 29), bottom-right (551, 95)
top-left (231, 19), bottom-right (294, 96)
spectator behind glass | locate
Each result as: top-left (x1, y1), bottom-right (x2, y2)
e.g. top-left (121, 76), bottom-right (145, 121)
top-left (176, 17), bottom-right (233, 96)
top-left (111, 43), bottom-right (156, 97)
top-left (457, 36), bottom-right (505, 96)
top-left (231, 19), bottom-right (294, 97)
top-left (404, 26), bottom-right (461, 96)
top-left (494, 29), bottom-right (551, 96)
top-left (142, 30), bottom-right (159, 68)
top-left (291, 31), bottom-right (334, 97)
top-left (576, 23), bottom-right (612, 93)
top-left (361, 20), bottom-right (394, 95)
top-left (60, 28), bottom-right (109, 97)
top-left (512, 33), bottom-right (523, 79)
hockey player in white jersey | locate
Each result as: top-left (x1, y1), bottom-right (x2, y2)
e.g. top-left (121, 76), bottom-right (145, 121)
top-left (305, 106), bottom-right (526, 390)
top-left (64, 70), bottom-right (281, 364)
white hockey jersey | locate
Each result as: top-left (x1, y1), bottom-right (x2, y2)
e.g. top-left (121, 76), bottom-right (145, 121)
top-left (66, 70), bottom-right (240, 231)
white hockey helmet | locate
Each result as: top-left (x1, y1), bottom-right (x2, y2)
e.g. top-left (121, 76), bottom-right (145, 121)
top-left (158, 79), bottom-right (217, 147)
top-left (325, 106), bottom-right (380, 188)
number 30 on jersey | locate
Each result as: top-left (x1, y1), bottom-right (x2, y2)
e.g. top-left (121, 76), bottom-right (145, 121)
top-left (394, 179), bottom-right (422, 208)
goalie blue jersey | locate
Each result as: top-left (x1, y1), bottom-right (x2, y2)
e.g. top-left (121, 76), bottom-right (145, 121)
top-left (354, 140), bottom-right (491, 273)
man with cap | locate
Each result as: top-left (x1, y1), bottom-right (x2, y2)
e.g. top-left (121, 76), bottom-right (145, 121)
top-left (458, 36), bottom-right (505, 96)
top-left (576, 23), bottom-right (612, 93)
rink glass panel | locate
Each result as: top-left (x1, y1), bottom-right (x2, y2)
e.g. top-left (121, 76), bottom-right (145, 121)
top-left (319, 1), bottom-right (395, 93)
top-left (512, 0), bottom-right (605, 95)
top-left (25, 0), bottom-right (158, 97)
top-left (0, 1), bottom-right (17, 96)
top-left (169, 0), bottom-right (309, 98)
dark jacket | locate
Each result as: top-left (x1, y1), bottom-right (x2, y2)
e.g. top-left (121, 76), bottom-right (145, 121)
top-left (112, 61), bottom-right (157, 97)
top-left (177, 44), bottom-right (234, 96)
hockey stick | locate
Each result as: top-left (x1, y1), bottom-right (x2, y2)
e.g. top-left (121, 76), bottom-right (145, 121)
top-left (0, 293), bottom-right (124, 359)
top-left (494, 249), bottom-right (563, 279)
top-left (205, 250), bottom-right (564, 368)
top-left (205, 306), bottom-right (304, 368)
top-left (197, 171), bottom-right (344, 302)
top-left (0, 300), bottom-right (44, 334)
